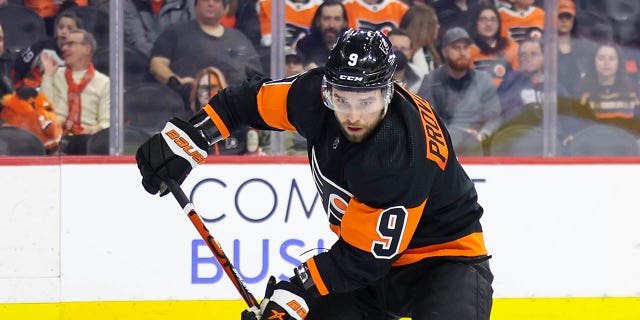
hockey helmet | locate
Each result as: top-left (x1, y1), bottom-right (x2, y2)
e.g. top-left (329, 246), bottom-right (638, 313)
top-left (322, 28), bottom-right (397, 113)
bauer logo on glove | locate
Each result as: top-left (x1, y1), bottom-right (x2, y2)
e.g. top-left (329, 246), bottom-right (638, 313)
top-left (162, 124), bottom-right (207, 165)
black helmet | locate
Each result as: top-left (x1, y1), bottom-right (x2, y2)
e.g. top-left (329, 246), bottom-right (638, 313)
top-left (324, 28), bottom-right (397, 89)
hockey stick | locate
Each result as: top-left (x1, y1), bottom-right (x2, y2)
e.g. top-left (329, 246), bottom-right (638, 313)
top-left (165, 179), bottom-right (259, 308)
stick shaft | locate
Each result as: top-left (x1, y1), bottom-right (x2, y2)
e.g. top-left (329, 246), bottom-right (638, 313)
top-left (166, 179), bottom-right (259, 308)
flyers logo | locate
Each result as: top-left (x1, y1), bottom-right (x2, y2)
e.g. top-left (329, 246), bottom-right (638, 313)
top-left (473, 59), bottom-right (507, 78)
top-left (508, 26), bottom-right (543, 43)
top-left (357, 20), bottom-right (397, 35)
top-left (310, 147), bottom-right (352, 225)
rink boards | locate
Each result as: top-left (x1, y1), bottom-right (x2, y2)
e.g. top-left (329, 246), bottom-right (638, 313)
top-left (1, 156), bottom-right (639, 319)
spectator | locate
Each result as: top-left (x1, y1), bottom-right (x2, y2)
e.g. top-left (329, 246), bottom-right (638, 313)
top-left (188, 66), bottom-right (263, 155)
top-left (343, 0), bottom-right (408, 34)
top-left (0, 87), bottom-right (62, 154)
top-left (498, 38), bottom-right (570, 127)
top-left (0, 21), bottom-right (15, 98)
top-left (387, 28), bottom-right (422, 92)
top-left (572, 43), bottom-right (640, 137)
top-left (123, 0), bottom-right (196, 58)
top-left (13, 11), bottom-right (81, 89)
top-left (40, 29), bottom-right (110, 154)
top-left (418, 27), bottom-right (501, 156)
top-left (498, 0), bottom-right (545, 43)
top-left (257, 0), bottom-right (321, 48)
top-left (399, 3), bottom-right (442, 77)
top-left (150, 0), bottom-right (264, 89)
top-left (557, 0), bottom-right (586, 97)
top-left (24, 0), bottom-right (87, 37)
top-left (295, 0), bottom-right (348, 68)
top-left (468, 4), bottom-right (519, 87)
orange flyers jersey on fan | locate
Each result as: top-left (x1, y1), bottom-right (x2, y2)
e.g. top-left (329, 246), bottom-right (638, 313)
top-left (343, 0), bottom-right (408, 34)
top-left (499, 6), bottom-right (545, 43)
top-left (257, 0), bottom-right (322, 46)
top-left (469, 40), bottom-right (519, 87)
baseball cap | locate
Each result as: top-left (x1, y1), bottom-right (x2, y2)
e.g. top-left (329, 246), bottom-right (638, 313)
top-left (558, 0), bottom-right (576, 16)
top-left (441, 27), bottom-right (471, 47)
top-left (284, 46), bottom-right (305, 64)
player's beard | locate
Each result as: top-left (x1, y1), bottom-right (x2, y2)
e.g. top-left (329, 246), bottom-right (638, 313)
top-left (336, 111), bottom-right (384, 143)
top-left (447, 57), bottom-right (470, 72)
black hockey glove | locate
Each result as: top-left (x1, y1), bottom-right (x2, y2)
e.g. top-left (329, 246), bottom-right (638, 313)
top-left (136, 118), bottom-right (209, 195)
top-left (241, 276), bottom-right (309, 320)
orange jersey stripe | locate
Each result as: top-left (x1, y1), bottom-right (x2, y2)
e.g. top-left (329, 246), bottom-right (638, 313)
top-left (256, 81), bottom-right (296, 131)
top-left (344, 0), bottom-right (408, 34)
top-left (305, 257), bottom-right (329, 296)
top-left (392, 232), bottom-right (488, 266)
top-left (203, 104), bottom-right (231, 138)
top-left (340, 197), bottom-right (426, 257)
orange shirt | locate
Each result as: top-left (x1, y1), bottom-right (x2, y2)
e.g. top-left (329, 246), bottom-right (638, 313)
top-left (258, 0), bottom-right (321, 47)
top-left (469, 40), bottom-right (519, 87)
top-left (343, 0), bottom-right (408, 34)
top-left (498, 6), bottom-right (545, 43)
top-left (24, 0), bottom-right (89, 18)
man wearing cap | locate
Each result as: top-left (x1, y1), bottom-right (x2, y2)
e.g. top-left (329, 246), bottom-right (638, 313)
top-left (417, 27), bottom-right (501, 156)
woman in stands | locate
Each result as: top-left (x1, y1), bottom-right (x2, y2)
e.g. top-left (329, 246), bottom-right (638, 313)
top-left (468, 4), bottom-right (519, 87)
top-left (574, 43), bottom-right (640, 133)
top-left (188, 66), bottom-right (263, 155)
top-left (399, 3), bottom-right (442, 80)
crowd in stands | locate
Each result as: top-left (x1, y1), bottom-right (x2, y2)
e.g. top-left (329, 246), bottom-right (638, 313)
top-left (1, 0), bottom-right (640, 156)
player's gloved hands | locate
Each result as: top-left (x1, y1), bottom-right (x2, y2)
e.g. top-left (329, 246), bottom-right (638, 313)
top-left (259, 276), bottom-right (309, 320)
top-left (240, 306), bottom-right (262, 320)
top-left (136, 118), bottom-right (208, 195)
top-left (241, 275), bottom-right (275, 320)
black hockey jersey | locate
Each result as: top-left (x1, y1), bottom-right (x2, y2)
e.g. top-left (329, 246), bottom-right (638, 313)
top-left (204, 68), bottom-right (488, 296)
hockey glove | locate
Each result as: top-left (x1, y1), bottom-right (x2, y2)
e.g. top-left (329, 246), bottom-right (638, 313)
top-left (259, 276), bottom-right (309, 320)
top-left (136, 118), bottom-right (208, 195)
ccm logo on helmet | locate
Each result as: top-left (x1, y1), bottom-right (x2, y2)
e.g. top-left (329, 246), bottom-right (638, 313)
top-left (339, 75), bottom-right (363, 82)
top-left (165, 129), bottom-right (206, 164)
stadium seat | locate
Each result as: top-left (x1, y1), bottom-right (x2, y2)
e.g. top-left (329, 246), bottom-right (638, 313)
top-left (567, 124), bottom-right (640, 156)
top-left (62, 6), bottom-right (109, 50)
top-left (124, 82), bottom-right (186, 133)
top-left (488, 125), bottom-right (549, 156)
top-left (0, 5), bottom-right (47, 55)
top-left (86, 126), bottom-right (153, 155)
top-left (0, 126), bottom-right (47, 156)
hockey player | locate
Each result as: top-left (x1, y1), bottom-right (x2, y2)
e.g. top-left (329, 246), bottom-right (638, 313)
top-left (135, 29), bottom-right (493, 319)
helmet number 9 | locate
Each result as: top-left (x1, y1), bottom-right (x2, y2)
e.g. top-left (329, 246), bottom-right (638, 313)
top-left (348, 53), bottom-right (359, 66)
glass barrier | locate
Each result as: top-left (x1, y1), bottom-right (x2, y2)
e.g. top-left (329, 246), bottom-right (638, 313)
top-left (1, 0), bottom-right (639, 157)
